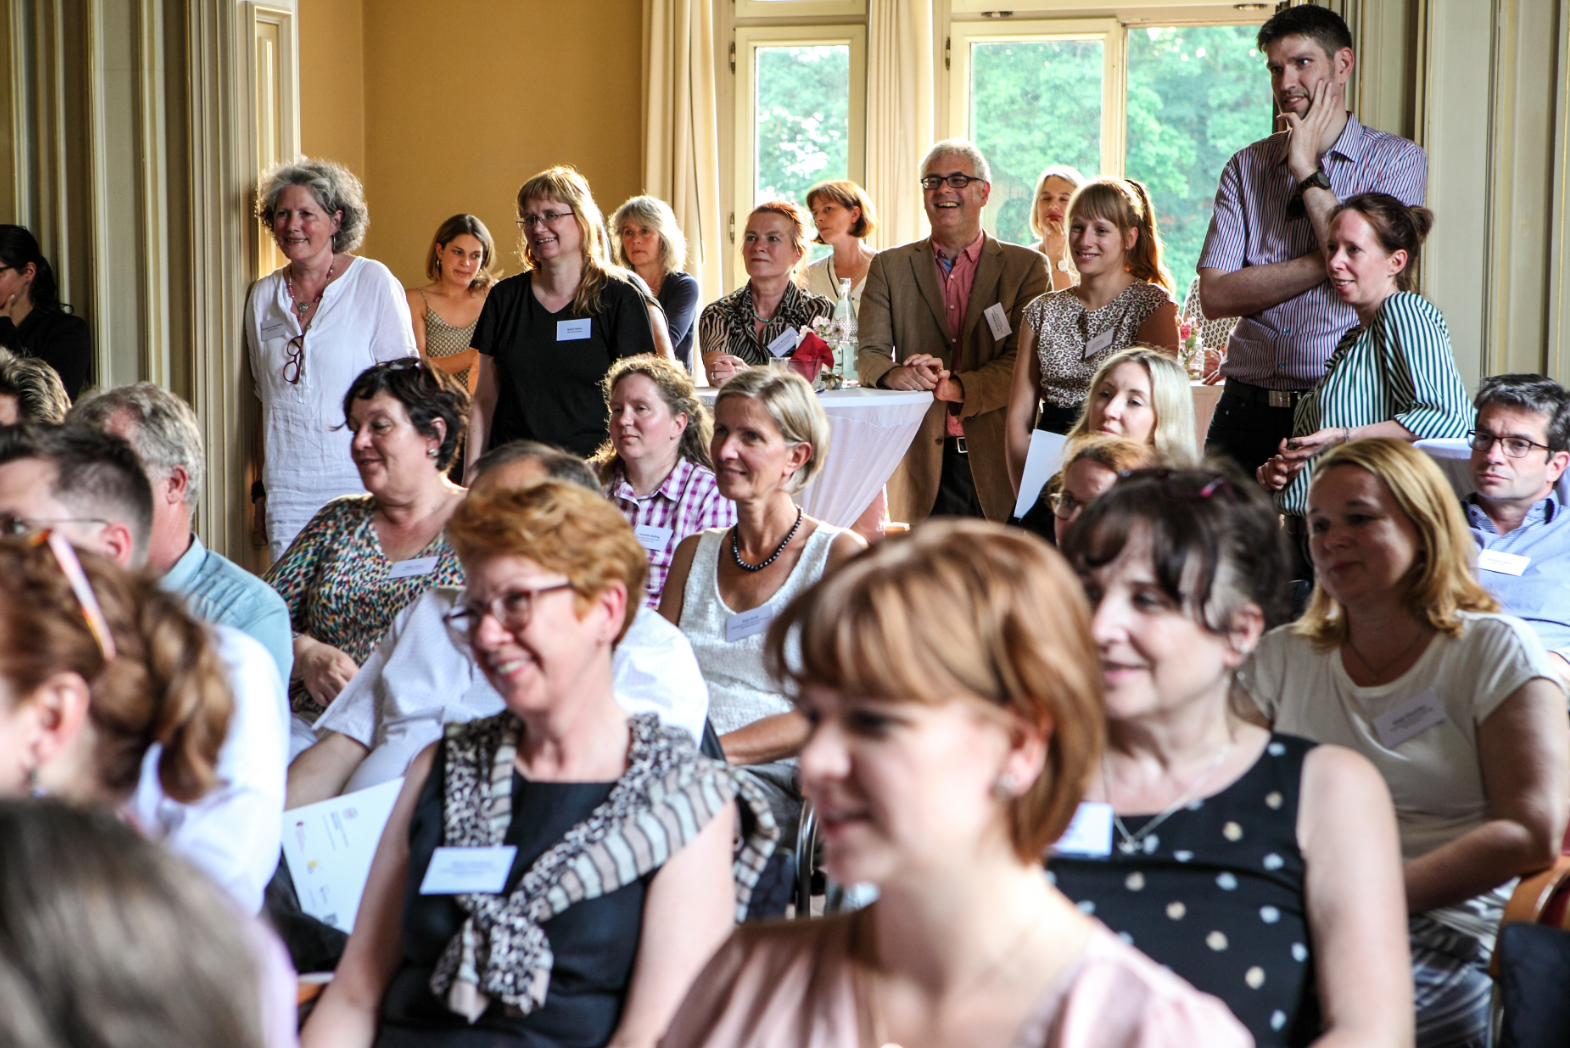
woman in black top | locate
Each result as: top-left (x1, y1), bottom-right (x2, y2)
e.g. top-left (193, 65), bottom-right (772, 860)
top-left (467, 167), bottom-right (668, 469)
top-left (0, 225), bottom-right (90, 399)
top-left (611, 195), bottom-right (701, 374)
top-left (1052, 464), bottom-right (1412, 1047)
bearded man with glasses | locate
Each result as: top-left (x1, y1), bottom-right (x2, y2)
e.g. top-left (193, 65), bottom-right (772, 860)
top-left (1463, 374), bottom-right (1570, 690)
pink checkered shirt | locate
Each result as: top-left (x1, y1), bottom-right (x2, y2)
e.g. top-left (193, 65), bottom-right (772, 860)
top-left (606, 457), bottom-right (736, 607)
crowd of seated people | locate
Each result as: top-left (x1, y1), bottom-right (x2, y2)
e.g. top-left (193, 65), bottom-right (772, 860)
top-left (6, 5), bottom-right (1570, 1048)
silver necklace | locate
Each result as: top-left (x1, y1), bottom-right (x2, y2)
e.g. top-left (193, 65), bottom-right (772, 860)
top-left (1344, 625), bottom-right (1431, 683)
top-left (1104, 742), bottom-right (1233, 856)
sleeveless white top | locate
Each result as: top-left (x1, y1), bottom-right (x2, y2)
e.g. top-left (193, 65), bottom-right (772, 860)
top-left (679, 522), bottom-right (843, 737)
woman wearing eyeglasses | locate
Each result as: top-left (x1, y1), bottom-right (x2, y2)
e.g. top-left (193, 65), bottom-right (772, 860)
top-left (264, 360), bottom-right (467, 737)
top-left (466, 167), bottom-right (670, 476)
top-left (1056, 464), bottom-right (1414, 1048)
top-left (1048, 435), bottom-right (1158, 544)
top-left (301, 480), bottom-right (771, 1048)
top-left (247, 158), bottom-right (418, 561)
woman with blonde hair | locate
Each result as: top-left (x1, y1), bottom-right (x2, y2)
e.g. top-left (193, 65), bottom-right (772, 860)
top-left (1047, 434), bottom-right (1159, 543)
top-left (467, 166), bottom-right (671, 468)
top-left (698, 201), bottom-right (833, 385)
top-left (611, 195), bottom-right (701, 372)
top-left (662, 521), bottom-right (1251, 1048)
top-left (1028, 164), bottom-right (1087, 292)
top-left (406, 213), bottom-right (497, 396)
top-left (661, 367), bottom-right (864, 840)
top-left (1005, 179), bottom-right (1179, 460)
top-left (804, 179), bottom-right (878, 318)
top-left (1244, 438), bottom-right (1570, 1048)
top-left (593, 355), bottom-right (736, 607)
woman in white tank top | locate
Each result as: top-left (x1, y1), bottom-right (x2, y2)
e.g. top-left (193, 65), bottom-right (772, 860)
top-left (661, 367), bottom-right (866, 842)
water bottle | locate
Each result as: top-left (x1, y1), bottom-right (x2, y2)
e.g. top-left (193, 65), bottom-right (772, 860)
top-left (833, 277), bottom-right (859, 388)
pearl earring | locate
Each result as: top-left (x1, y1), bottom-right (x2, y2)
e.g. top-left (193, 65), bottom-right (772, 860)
top-left (427, 447), bottom-right (439, 459)
top-left (992, 772), bottom-right (1017, 800)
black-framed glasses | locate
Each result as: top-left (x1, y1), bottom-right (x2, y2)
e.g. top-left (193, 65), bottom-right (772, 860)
top-left (442, 581), bottom-right (576, 645)
top-left (516, 211), bottom-right (575, 230)
top-left (1123, 468), bottom-right (1239, 503)
top-left (1049, 491), bottom-right (1086, 520)
top-left (919, 173), bottom-right (988, 191)
top-left (0, 513), bottom-right (113, 538)
top-left (283, 334), bottom-right (306, 385)
top-left (1467, 429), bottom-right (1554, 459)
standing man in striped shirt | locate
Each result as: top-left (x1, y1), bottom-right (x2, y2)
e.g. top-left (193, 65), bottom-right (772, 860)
top-left (1198, 5), bottom-right (1427, 477)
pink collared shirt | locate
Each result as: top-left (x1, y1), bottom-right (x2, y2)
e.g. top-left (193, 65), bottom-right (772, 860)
top-left (933, 233), bottom-right (985, 436)
top-left (605, 457), bottom-right (736, 607)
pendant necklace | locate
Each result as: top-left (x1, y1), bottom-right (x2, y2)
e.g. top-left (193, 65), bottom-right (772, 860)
top-left (1105, 742), bottom-right (1233, 856)
top-left (286, 262), bottom-right (335, 329)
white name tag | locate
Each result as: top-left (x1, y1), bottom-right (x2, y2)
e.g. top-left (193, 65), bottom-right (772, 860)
top-left (1052, 801), bottom-right (1114, 858)
top-left (1478, 549), bottom-right (1530, 576)
top-left (419, 845), bottom-right (517, 895)
top-left (634, 524), bottom-right (673, 552)
top-left (725, 605), bottom-right (775, 643)
top-left (261, 319), bottom-right (290, 340)
top-left (766, 328), bottom-right (800, 358)
top-left (557, 319), bottom-right (592, 341)
top-left (983, 302), bottom-right (1012, 341)
top-left (1373, 687), bottom-right (1448, 749)
top-left (1084, 327), bottom-right (1116, 360)
top-left (389, 556), bottom-right (439, 579)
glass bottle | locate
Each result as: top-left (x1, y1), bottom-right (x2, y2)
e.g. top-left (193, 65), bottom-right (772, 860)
top-left (833, 277), bottom-right (859, 388)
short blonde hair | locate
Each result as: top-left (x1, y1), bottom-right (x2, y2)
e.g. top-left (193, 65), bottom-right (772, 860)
top-left (609, 195), bottom-right (688, 275)
top-left (1027, 165), bottom-right (1087, 241)
top-left (1298, 438), bottom-right (1498, 649)
top-left (1066, 346), bottom-right (1196, 466)
top-left (517, 166), bottom-right (637, 318)
top-left (765, 521), bottom-right (1104, 860)
top-left (713, 367), bottom-right (830, 494)
top-left (1063, 433), bottom-right (1160, 476)
top-left (446, 481), bottom-right (647, 643)
top-left (745, 201), bottom-right (812, 286)
top-left (805, 180), bottom-right (877, 243)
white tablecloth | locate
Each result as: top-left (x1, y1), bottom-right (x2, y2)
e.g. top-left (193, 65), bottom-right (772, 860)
top-left (701, 387), bottom-right (934, 527)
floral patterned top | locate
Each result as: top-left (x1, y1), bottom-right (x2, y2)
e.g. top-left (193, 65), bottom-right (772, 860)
top-left (698, 280), bottom-right (833, 368)
top-left (1025, 281), bottom-right (1172, 408)
top-left (264, 495), bottom-right (465, 718)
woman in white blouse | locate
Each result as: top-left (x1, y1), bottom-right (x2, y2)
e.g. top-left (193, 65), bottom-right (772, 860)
top-left (246, 158), bottom-right (417, 560)
top-left (804, 179), bottom-right (878, 318)
top-left (1244, 437), bottom-right (1569, 1048)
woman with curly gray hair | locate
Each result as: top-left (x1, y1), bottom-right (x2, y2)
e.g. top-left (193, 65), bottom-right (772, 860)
top-left (245, 157), bottom-right (417, 560)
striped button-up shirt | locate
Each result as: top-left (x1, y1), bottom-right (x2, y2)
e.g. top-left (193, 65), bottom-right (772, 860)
top-left (1277, 292), bottom-right (1471, 515)
top-left (606, 457), bottom-right (736, 607)
top-left (1200, 114), bottom-right (1427, 389)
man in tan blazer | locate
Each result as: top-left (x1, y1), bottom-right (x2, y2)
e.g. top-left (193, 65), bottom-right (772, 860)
top-left (857, 139), bottom-right (1049, 524)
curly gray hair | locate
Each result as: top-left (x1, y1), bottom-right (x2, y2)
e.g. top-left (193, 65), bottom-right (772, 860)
top-left (255, 158), bottom-right (369, 253)
top-left (68, 383), bottom-right (206, 507)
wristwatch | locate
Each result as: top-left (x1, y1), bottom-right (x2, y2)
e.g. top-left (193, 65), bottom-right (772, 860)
top-left (1299, 168), bottom-right (1333, 194)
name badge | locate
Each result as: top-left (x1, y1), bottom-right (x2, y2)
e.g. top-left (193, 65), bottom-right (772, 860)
top-left (1478, 549), bottom-right (1530, 576)
top-left (983, 302), bottom-right (1012, 341)
top-left (766, 328), bottom-right (800, 358)
top-left (557, 319), bottom-right (592, 341)
top-left (634, 524), bottom-right (673, 552)
top-left (1052, 801), bottom-right (1114, 858)
top-left (389, 556), bottom-right (439, 579)
top-left (1373, 687), bottom-right (1448, 749)
top-left (725, 605), bottom-right (775, 643)
top-left (1083, 328), bottom-right (1116, 360)
top-left (260, 319), bottom-right (289, 340)
top-left (419, 846), bottom-right (517, 895)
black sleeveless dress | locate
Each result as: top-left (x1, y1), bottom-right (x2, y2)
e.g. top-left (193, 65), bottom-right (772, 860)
top-left (374, 742), bottom-right (651, 1048)
top-left (1051, 733), bottom-right (1320, 1048)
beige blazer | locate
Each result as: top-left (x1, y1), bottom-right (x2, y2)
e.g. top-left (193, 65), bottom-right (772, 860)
top-left (856, 234), bottom-right (1049, 523)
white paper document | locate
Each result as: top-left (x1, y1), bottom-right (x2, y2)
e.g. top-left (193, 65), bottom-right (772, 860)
top-left (282, 777), bottom-right (404, 933)
top-left (1013, 429), bottom-right (1070, 520)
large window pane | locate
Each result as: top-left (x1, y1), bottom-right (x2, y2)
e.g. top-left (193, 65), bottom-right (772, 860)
top-left (1126, 26), bottom-right (1271, 297)
top-left (970, 39), bottom-right (1102, 246)
top-left (754, 44), bottom-right (850, 211)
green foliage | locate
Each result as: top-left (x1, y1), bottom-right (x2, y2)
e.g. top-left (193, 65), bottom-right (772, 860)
top-left (755, 45), bottom-right (850, 208)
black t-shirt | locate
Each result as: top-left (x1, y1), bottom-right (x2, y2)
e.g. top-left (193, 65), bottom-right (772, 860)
top-left (473, 272), bottom-right (657, 457)
top-left (0, 308), bottom-right (92, 399)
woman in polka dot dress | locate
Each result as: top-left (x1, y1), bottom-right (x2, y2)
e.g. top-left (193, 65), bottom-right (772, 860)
top-left (1054, 464), bottom-right (1413, 1048)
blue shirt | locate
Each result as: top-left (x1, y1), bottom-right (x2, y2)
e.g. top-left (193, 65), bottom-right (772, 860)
top-left (1465, 492), bottom-right (1570, 660)
top-left (160, 534), bottom-right (294, 682)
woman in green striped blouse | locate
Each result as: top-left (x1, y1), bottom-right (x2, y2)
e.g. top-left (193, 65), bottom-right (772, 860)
top-left (1258, 194), bottom-right (1471, 519)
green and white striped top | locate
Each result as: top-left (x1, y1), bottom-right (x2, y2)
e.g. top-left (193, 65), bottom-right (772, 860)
top-left (1278, 291), bottom-right (1471, 516)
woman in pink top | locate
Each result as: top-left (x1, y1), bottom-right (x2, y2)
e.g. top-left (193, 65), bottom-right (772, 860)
top-left (660, 522), bottom-right (1251, 1048)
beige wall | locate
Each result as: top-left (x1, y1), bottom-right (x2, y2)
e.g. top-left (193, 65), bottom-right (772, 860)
top-left (297, 0), bottom-right (646, 291)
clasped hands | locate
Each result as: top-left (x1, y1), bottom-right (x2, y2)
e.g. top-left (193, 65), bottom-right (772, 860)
top-left (882, 354), bottom-right (963, 403)
top-left (1256, 427), bottom-right (1347, 492)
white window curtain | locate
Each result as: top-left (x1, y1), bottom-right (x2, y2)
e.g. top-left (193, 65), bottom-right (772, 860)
top-left (865, 0), bottom-right (935, 249)
top-left (642, 0), bottom-right (724, 304)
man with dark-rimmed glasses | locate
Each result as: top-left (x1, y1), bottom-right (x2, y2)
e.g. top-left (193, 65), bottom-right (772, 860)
top-left (1464, 374), bottom-right (1570, 690)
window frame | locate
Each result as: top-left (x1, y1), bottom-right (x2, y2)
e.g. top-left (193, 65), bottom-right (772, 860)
top-left (730, 24), bottom-right (868, 291)
top-left (735, 0), bottom-right (866, 19)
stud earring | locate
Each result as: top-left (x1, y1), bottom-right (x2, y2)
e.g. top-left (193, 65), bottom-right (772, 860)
top-left (427, 447), bottom-right (439, 459)
top-left (27, 766), bottom-right (45, 799)
top-left (992, 771), bottom-right (1017, 800)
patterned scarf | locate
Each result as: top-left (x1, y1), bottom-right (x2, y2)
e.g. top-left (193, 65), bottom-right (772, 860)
top-left (429, 711), bottom-right (779, 1022)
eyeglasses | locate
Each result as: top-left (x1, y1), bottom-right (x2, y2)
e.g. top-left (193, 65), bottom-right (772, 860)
top-left (28, 529), bottom-right (117, 662)
top-left (0, 513), bottom-right (113, 538)
top-left (919, 173), bottom-right (988, 191)
top-left (1123, 468), bottom-right (1239, 503)
top-left (1467, 429), bottom-right (1554, 459)
top-left (441, 581), bottom-right (575, 645)
top-left (1049, 491), bottom-right (1086, 520)
top-left (283, 334), bottom-right (306, 385)
top-left (516, 211), bottom-right (575, 230)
